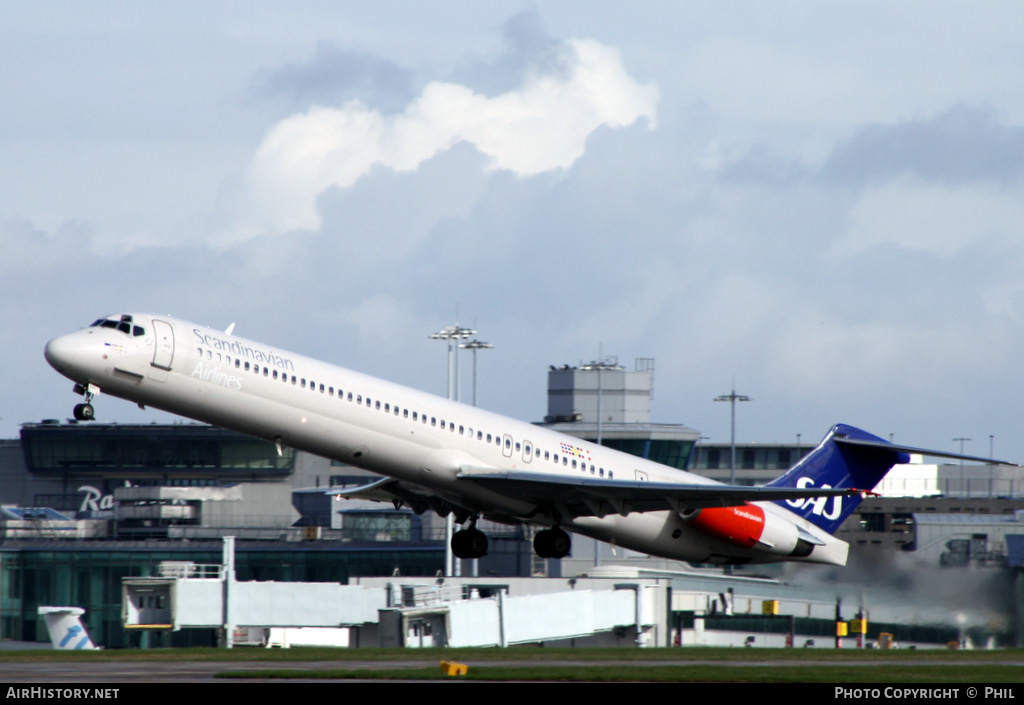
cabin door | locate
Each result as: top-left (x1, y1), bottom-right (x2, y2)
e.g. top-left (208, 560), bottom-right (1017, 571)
top-left (150, 319), bottom-right (176, 379)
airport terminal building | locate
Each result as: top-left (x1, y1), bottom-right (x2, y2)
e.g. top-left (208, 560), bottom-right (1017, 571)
top-left (2, 361), bottom-right (1024, 648)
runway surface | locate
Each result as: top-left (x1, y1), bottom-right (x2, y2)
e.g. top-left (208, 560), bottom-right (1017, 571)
top-left (0, 657), bottom-right (1013, 684)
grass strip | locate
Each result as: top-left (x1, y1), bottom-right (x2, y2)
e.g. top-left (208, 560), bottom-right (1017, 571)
top-left (0, 646), bottom-right (1021, 663)
top-left (217, 663), bottom-right (1024, 683)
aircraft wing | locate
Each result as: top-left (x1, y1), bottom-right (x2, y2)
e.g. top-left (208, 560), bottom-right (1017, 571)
top-left (456, 467), bottom-right (861, 519)
top-left (328, 469), bottom-right (854, 523)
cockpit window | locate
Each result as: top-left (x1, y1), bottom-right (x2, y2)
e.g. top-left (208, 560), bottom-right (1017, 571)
top-left (90, 316), bottom-right (145, 337)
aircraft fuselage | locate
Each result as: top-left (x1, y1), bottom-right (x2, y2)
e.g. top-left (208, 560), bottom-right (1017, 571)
top-left (45, 313), bottom-right (850, 566)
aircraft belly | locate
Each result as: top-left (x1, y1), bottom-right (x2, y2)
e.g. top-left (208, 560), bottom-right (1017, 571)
top-left (800, 536), bottom-right (848, 566)
top-left (568, 512), bottom-right (848, 566)
top-left (569, 513), bottom-right (720, 563)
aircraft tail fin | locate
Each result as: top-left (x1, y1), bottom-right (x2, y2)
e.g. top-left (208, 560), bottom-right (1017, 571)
top-left (768, 424), bottom-right (1013, 534)
top-left (766, 424), bottom-right (904, 533)
top-left (38, 607), bottom-right (98, 650)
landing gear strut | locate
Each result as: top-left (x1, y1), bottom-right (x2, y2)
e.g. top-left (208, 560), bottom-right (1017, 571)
top-left (72, 384), bottom-right (96, 421)
top-left (451, 517), bottom-right (488, 559)
top-left (534, 528), bottom-right (571, 559)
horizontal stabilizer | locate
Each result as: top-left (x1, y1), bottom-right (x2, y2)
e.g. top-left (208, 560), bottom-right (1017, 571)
top-left (835, 437), bottom-right (1017, 466)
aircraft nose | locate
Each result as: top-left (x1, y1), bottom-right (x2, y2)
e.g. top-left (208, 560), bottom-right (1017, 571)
top-left (44, 334), bottom-right (79, 373)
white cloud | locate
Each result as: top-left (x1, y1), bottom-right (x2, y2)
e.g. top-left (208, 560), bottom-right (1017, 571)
top-left (223, 37), bottom-right (658, 243)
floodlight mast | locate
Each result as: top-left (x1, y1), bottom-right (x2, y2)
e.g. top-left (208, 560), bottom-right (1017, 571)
top-left (429, 324), bottom-right (475, 401)
top-left (460, 339), bottom-right (494, 407)
top-left (952, 437), bottom-right (971, 495)
top-left (429, 321), bottom-right (476, 577)
top-left (714, 381), bottom-right (752, 484)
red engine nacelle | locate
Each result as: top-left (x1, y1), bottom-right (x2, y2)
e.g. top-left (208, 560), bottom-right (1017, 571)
top-left (688, 504), bottom-right (807, 557)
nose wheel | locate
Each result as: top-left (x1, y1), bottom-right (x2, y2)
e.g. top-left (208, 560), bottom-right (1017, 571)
top-left (73, 403), bottom-right (95, 421)
top-left (71, 383), bottom-right (98, 421)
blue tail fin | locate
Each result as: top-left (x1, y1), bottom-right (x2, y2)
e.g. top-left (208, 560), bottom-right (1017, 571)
top-left (768, 424), bottom-right (910, 534)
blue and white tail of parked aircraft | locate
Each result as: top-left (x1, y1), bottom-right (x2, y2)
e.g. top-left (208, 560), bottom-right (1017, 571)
top-left (38, 607), bottom-right (97, 650)
top-left (44, 314), bottom-right (1011, 567)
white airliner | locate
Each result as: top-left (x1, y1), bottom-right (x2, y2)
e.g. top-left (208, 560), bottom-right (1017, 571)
top-left (44, 314), bottom-right (1004, 567)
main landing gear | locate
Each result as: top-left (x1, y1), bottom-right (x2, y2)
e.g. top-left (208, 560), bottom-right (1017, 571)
top-left (451, 518), bottom-right (488, 559)
top-left (72, 384), bottom-right (96, 422)
top-left (534, 527), bottom-right (571, 559)
top-left (450, 519), bottom-right (572, 560)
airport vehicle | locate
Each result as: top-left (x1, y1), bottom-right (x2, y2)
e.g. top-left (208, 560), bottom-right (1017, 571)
top-left (44, 313), bottom-right (1002, 567)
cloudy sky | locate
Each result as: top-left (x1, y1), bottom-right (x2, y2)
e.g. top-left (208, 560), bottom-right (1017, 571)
top-left (4, 1), bottom-right (1024, 463)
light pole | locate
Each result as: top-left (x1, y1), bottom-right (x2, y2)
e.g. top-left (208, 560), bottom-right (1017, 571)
top-left (953, 437), bottom-right (971, 497)
top-left (430, 326), bottom-right (456, 400)
top-left (430, 322), bottom-right (475, 577)
top-left (714, 382), bottom-right (752, 484)
top-left (460, 340), bottom-right (493, 407)
top-left (430, 324), bottom-right (475, 401)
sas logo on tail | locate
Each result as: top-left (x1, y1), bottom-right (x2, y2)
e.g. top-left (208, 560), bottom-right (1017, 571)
top-left (785, 477), bottom-right (843, 520)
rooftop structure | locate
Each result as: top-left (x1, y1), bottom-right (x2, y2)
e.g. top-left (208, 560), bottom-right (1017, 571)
top-left (545, 359), bottom-right (653, 425)
top-left (539, 359), bottom-right (700, 470)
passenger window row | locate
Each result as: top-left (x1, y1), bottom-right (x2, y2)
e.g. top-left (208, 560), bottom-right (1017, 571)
top-left (194, 346), bottom-right (612, 479)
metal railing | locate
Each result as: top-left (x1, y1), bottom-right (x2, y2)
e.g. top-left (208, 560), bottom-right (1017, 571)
top-left (158, 561), bottom-right (224, 579)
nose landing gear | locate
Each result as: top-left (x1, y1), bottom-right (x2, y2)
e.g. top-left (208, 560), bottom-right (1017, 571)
top-left (71, 383), bottom-right (99, 422)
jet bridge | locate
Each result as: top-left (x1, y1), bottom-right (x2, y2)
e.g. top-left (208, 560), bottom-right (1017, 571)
top-left (122, 538), bottom-right (386, 645)
top-left (122, 537), bottom-right (664, 648)
top-left (373, 581), bottom-right (655, 648)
